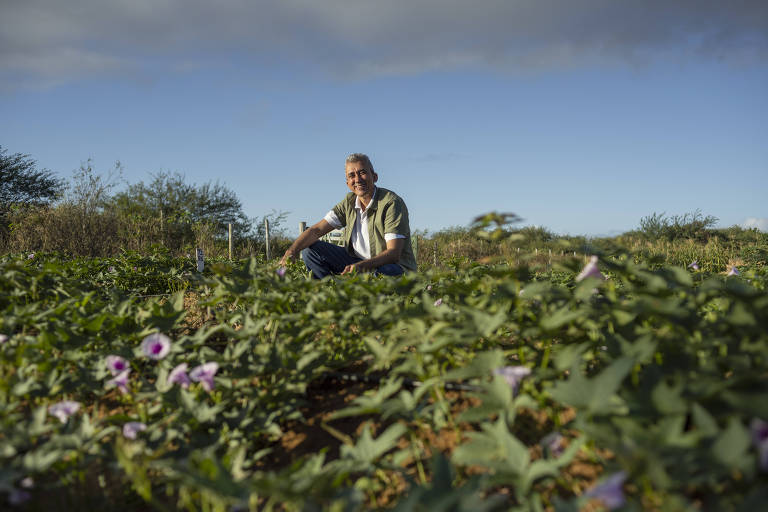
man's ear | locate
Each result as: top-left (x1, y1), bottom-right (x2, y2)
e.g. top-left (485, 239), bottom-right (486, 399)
top-left (373, 172), bottom-right (379, 183)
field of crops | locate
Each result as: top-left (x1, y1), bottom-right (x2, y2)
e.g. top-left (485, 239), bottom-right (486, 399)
top-left (1, 251), bottom-right (767, 511)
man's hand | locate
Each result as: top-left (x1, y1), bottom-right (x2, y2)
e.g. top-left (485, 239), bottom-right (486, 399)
top-left (279, 220), bottom-right (334, 267)
top-left (341, 259), bottom-right (373, 275)
top-left (279, 249), bottom-right (296, 267)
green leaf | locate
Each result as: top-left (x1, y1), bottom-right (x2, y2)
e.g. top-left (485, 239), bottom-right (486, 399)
top-left (540, 306), bottom-right (582, 331)
top-left (340, 422), bottom-right (407, 464)
top-left (651, 379), bottom-right (687, 415)
top-left (712, 417), bottom-right (750, 469)
top-left (691, 403), bottom-right (719, 437)
top-left (550, 357), bottom-right (633, 416)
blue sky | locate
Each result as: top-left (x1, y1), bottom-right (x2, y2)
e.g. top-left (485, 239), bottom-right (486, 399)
top-left (2, 1), bottom-right (767, 237)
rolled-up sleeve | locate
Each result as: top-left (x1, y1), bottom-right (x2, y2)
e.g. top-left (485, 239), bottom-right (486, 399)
top-left (383, 198), bottom-right (410, 238)
top-left (323, 210), bottom-right (343, 229)
top-left (329, 200), bottom-right (348, 228)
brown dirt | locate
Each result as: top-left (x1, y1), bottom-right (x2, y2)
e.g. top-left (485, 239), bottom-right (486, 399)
top-left (177, 296), bottom-right (605, 507)
top-left (248, 363), bottom-right (605, 510)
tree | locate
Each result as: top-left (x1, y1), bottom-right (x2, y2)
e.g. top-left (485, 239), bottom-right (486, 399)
top-left (0, 146), bottom-right (62, 208)
top-left (64, 158), bottom-right (123, 213)
top-left (112, 171), bottom-right (254, 252)
top-left (0, 146), bottom-right (64, 239)
top-left (114, 171), bottom-right (250, 230)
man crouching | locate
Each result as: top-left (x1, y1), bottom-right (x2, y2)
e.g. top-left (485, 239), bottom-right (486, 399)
top-left (279, 153), bottom-right (417, 278)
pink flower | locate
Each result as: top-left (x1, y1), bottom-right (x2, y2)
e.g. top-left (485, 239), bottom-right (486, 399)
top-left (276, 267), bottom-right (287, 277)
top-left (576, 255), bottom-right (605, 282)
top-left (494, 366), bottom-right (531, 393)
top-left (0, 334), bottom-right (7, 344)
top-left (168, 363), bottom-right (191, 389)
top-left (688, 261), bottom-right (700, 271)
top-left (427, 285), bottom-right (433, 291)
top-left (123, 421), bottom-right (147, 440)
top-left (434, 298), bottom-right (443, 307)
top-left (48, 400), bottom-right (81, 423)
top-left (584, 471), bottom-right (627, 510)
top-left (108, 266), bottom-right (116, 273)
top-left (27, 253), bottom-right (35, 260)
top-left (106, 355), bottom-right (129, 376)
top-left (107, 369), bottom-right (131, 394)
top-left (141, 333), bottom-right (171, 360)
top-left (750, 418), bottom-right (768, 471)
top-left (726, 266), bottom-right (739, 276)
top-left (190, 362), bottom-right (219, 392)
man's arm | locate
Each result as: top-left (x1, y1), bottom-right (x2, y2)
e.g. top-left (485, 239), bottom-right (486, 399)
top-left (341, 238), bottom-right (405, 275)
top-left (279, 219), bottom-right (335, 266)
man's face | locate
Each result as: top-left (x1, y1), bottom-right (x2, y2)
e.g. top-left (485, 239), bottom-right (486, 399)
top-left (345, 161), bottom-right (377, 199)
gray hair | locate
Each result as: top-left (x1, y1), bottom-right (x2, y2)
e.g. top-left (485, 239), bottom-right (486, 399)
top-left (345, 153), bottom-right (375, 173)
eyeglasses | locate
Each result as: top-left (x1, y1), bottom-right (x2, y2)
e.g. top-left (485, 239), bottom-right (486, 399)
top-left (346, 170), bottom-right (369, 180)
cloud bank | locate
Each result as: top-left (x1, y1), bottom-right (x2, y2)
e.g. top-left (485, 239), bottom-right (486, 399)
top-left (2, 0), bottom-right (767, 88)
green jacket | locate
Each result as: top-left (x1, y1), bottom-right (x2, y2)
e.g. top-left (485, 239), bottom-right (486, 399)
top-left (332, 187), bottom-right (417, 272)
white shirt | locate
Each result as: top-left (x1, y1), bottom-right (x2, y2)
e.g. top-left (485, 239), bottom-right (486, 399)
top-left (323, 187), bottom-right (405, 259)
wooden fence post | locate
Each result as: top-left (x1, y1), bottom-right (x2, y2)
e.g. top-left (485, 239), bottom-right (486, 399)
top-left (228, 223), bottom-right (233, 260)
top-left (265, 219), bottom-right (271, 260)
top-left (299, 221), bottom-right (307, 234)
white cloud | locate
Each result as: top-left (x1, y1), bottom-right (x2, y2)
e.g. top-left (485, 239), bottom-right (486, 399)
top-left (2, 0), bottom-right (767, 89)
top-left (742, 217), bottom-right (768, 232)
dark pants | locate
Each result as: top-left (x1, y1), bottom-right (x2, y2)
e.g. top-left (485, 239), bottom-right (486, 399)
top-left (301, 241), bottom-right (404, 279)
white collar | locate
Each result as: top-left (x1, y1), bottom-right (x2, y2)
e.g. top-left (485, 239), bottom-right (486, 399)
top-left (354, 186), bottom-right (377, 212)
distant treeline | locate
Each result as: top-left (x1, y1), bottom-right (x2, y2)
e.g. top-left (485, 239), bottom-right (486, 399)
top-left (2, 146), bottom-right (766, 271)
top-left (415, 211), bottom-right (768, 273)
top-left (1, 146), bottom-right (291, 258)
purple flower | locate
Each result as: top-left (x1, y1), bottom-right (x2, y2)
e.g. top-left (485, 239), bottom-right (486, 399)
top-left (19, 477), bottom-right (33, 489)
top-left (494, 366), bottom-right (531, 393)
top-left (108, 266), bottom-right (116, 273)
top-left (576, 256), bottom-right (605, 282)
top-left (0, 334), bottom-right (7, 344)
top-left (542, 432), bottom-right (564, 457)
top-left (434, 298), bottom-right (443, 307)
top-left (48, 400), bottom-right (81, 423)
top-left (107, 369), bottom-right (131, 394)
top-left (584, 471), bottom-right (627, 510)
top-left (9, 489), bottom-right (31, 506)
top-left (190, 362), bottom-right (219, 392)
top-left (750, 418), bottom-right (768, 471)
top-left (123, 421), bottom-right (147, 440)
top-left (141, 333), bottom-right (171, 360)
top-left (168, 363), bottom-right (191, 389)
top-left (106, 355), bottom-right (129, 375)
top-left (726, 266), bottom-right (739, 276)
top-left (688, 261), bottom-right (700, 271)
top-left (27, 253), bottom-right (35, 260)
top-left (427, 285), bottom-right (433, 291)
top-left (276, 266), bottom-right (287, 277)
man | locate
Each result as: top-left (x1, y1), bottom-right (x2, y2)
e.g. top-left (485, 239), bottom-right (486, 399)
top-left (279, 153), bottom-right (417, 278)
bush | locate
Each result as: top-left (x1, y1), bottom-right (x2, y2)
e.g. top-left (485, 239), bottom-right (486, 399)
top-left (637, 209), bottom-right (718, 241)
